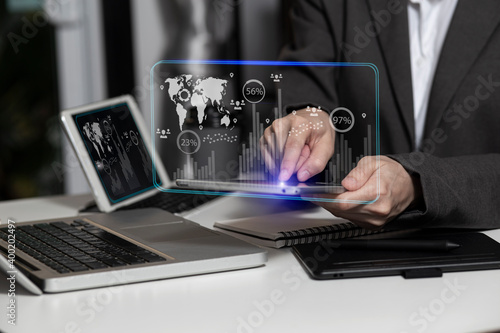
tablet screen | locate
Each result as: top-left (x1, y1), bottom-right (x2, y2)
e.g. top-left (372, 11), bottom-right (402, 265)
top-left (73, 103), bottom-right (160, 204)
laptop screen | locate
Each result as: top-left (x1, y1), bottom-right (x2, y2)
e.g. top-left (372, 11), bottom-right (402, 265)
top-left (73, 102), bottom-right (160, 204)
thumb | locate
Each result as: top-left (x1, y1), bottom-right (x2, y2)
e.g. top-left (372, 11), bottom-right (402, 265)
top-left (341, 157), bottom-right (377, 191)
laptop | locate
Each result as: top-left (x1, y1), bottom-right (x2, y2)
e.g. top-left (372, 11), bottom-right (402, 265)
top-left (60, 94), bottom-right (217, 213)
top-left (0, 208), bottom-right (267, 293)
top-left (0, 95), bottom-right (267, 293)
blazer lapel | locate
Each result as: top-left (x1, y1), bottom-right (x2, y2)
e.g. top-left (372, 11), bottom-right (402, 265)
top-left (423, 0), bottom-right (500, 140)
top-left (367, 0), bottom-right (415, 149)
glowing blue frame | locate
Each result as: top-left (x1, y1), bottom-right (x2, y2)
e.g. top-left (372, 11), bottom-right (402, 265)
top-left (150, 60), bottom-right (380, 204)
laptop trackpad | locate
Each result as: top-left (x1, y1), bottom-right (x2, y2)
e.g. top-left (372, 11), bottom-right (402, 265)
top-left (120, 222), bottom-right (217, 243)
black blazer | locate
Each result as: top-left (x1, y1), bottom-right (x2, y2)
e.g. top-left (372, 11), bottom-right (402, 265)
top-left (280, 0), bottom-right (500, 229)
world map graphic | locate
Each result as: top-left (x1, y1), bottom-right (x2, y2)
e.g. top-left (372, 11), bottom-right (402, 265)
top-left (164, 74), bottom-right (231, 130)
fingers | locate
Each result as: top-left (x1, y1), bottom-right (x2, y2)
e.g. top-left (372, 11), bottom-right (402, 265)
top-left (304, 156), bottom-right (418, 229)
top-left (295, 135), bottom-right (335, 182)
top-left (281, 114), bottom-right (335, 181)
top-left (341, 156), bottom-right (379, 191)
top-left (309, 170), bottom-right (380, 208)
top-left (295, 145), bottom-right (311, 174)
top-left (260, 114), bottom-right (312, 181)
top-left (308, 177), bottom-right (386, 229)
top-left (260, 109), bottom-right (334, 181)
top-left (279, 131), bottom-right (309, 181)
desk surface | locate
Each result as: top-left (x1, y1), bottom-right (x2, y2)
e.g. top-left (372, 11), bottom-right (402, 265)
top-left (0, 194), bottom-right (499, 333)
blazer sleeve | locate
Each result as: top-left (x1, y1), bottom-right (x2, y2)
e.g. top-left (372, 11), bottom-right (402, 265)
top-left (388, 153), bottom-right (500, 230)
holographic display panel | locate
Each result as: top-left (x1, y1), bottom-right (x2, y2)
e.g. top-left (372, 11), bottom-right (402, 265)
top-left (151, 60), bottom-right (379, 204)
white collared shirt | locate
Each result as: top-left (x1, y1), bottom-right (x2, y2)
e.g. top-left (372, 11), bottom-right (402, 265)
top-left (408, 0), bottom-right (458, 148)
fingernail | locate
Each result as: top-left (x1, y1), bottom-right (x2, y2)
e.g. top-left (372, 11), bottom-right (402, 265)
top-left (278, 169), bottom-right (290, 181)
top-left (298, 170), bottom-right (310, 181)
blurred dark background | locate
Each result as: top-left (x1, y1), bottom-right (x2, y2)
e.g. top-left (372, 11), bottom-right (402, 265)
top-left (0, 0), bottom-right (61, 199)
top-left (0, 0), bottom-right (292, 201)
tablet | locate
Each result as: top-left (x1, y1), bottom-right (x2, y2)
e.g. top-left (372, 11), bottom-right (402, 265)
top-left (175, 179), bottom-right (345, 195)
top-left (60, 95), bottom-right (169, 212)
top-left (292, 232), bottom-right (500, 280)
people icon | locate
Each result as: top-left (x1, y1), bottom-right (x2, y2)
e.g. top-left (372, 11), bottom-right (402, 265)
top-left (272, 73), bottom-right (283, 82)
top-left (234, 101), bottom-right (242, 110)
top-left (231, 100), bottom-right (245, 111)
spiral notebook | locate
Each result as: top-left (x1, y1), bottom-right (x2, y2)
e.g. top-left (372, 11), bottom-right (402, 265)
top-left (214, 208), bottom-right (386, 248)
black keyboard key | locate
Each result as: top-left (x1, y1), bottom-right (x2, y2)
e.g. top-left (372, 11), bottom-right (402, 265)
top-left (100, 258), bottom-right (127, 267)
top-left (71, 219), bottom-right (89, 227)
top-left (119, 255), bottom-right (146, 264)
top-left (137, 253), bottom-right (167, 263)
top-left (82, 228), bottom-right (165, 263)
top-left (55, 267), bottom-right (71, 274)
top-left (84, 228), bottom-right (130, 245)
top-left (85, 261), bottom-right (109, 270)
top-left (121, 191), bottom-right (218, 213)
top-left (65, 263), bottom-right (89, 272)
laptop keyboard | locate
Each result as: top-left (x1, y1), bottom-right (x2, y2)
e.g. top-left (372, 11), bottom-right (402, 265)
top-left (123, 191), bottom-right (218, 213)
top-left (0, 220), bottom-right (166, 274)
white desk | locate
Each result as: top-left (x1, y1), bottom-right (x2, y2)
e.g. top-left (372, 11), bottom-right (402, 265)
top-left (0, 194), bottom-right (499, 333)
